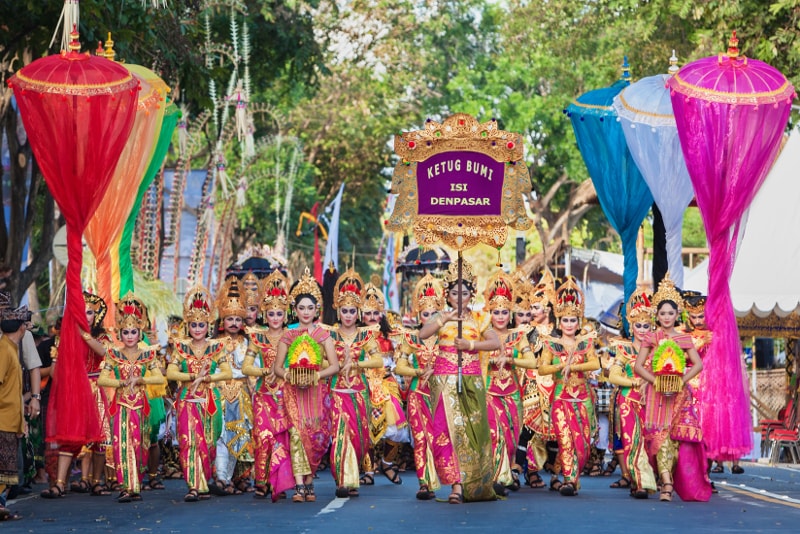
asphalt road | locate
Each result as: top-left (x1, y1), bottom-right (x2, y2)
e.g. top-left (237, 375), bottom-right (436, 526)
top-left (6, 462), bottom-right (800, 533)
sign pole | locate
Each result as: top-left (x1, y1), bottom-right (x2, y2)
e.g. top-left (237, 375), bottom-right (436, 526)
top-left (457, 249), bottom-right (463, 393)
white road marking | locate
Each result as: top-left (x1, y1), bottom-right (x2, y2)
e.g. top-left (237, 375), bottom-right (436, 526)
top-left (317, 496), bottom-right (349, 515)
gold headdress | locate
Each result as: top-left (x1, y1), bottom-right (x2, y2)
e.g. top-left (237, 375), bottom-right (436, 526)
top-left (241, 271), bottom-right (261, 308)
top-left (626, 288), bottom-right (654, 324)
top-left (116, 292), bottom-right (148, 330)
top-left (261, 270), bottom-right (289, 312)
top-left (484, 271), bottom-right (515, 311)
top-left (290, 267), bottom-right (323, 306)
top-left (333, 268), bottom-right (364, 310)
top-left (362, 282), bottom-right (385, 313)
top-left (554, 276), bottom-right (585, 318)
top-left (441, 258), bottom-right (476, 290)
top-left (183, 285), bottom-right (214, 324)
top-left (681, 290), bottom-right (707, 314)
top-left (83, 290), bottom-right (108, 328)
top-left (652, 273), bottom-right (683, 313)
top-left (510, 268), bottom-right (534, 312)
top-left (531, 266), bottom-right (557, 308)
top-left (412, 273), bottom-right (444, 314)
top-left (217, 276), bottom-right (247, 319)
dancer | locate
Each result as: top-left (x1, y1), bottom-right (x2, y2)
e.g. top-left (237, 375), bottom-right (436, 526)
top-left (418, 259), bottom-right (500, 503)
top-left (514, 269), bottom-right (558, 488)
top-left (634, 275), bottom-right (708, 502)
top-left (607, 290), bottom-right (658, 498)
top-left (483, 271), bottom-right (536, 494)
top-left (538, 277), bottom-right (599, 497)
top-left (212, 277), bottom-right (256, 495)
top-left (273, 268), bottom-right (340, 502)
top-left (166, 286), bottom-right (232, 502)
top-left (328, 269), bottom-right (382, 498)
top-left (395, 273), bottom-right (442, 500)
top-left (242, 270), bottom-right (295, 501)
top-left (87, 293), bottom-right (166, 503)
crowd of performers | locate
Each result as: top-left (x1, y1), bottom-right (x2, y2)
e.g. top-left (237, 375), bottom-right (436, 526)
top-left (33, 259), bottom-right (724, 505)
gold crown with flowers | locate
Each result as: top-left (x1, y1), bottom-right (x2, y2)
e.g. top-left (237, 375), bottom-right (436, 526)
top-left (116, 292), bottom-right (148, 330)
top-left (217, 276), bottom-right (247, 319)
top-left (241, 271), bottom-right (262, 308)
top-left (484, 271), bottom-right (515, 312)
top-left (626, 288), bottom-right (654, 324)
top-left (333, 267), bottom-right (364, 310)
top-left (681, 290), bottom-right (707, 314)
top-left (261, 270), bottom-right (289, 312)
top-left (441, 258), bottom-right (476, 290)
top-left (554, 276), bottom-right (585, 318)
top-left (652, 273), bottom-right (683, 313)
top-left (183, 285), bottom-right (214, 323)
top-left (361, 282), bottom-right (385, 312)
top-left (83, 290), bottom-right (108, 328)
top-left (510, 268), bottom-right (534, 312)
top-left (290, 267), bottom-right (323, 306)
top-left (412, 273), bottom-right (444, 314)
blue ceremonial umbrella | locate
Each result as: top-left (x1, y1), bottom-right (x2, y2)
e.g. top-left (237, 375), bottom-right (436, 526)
top-left (565, 57), bottom-right (653, 326)
top-left (611, 52), bottom-right (694, 288)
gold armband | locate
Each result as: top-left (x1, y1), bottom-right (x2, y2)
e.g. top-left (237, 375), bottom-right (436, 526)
top-left (81, 331), bottom-right (92, 341)
top-left (469, 340), bottom-right (475, 351)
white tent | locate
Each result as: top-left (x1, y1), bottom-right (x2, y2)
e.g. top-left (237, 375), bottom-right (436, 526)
top-left (684, 128), bottom-right (800, 327)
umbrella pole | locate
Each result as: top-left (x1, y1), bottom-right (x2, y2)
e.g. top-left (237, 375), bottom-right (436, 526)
top-left (457, 250), bottom-right (463, 393)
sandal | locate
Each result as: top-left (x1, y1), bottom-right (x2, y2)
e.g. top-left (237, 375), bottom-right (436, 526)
top-left (184, 489), bottom-right (199, 502)
top-left (732, 465), bottom-right (745, 474)
top-left (335, 486), bottom-right (349, 498)
top-left (305, 483), bottom-right (316, 502)
top-left (71, 478), bottom-right (91, 493)
top-left (198, 492), bottom-right (211, 500)
top-left (147, 477), bottom-right (165, 490)
top-left (228, 482), bottom-right (243, 495)
top-left (416, 484), bottom-right (435, 500)
top-left (40, 479), bottom-right (66, 499)
top-left (0, 508), bottom-right (22, 521)
top-left (587, 463), bottom-right (603, 477)
top-left (543, 461), bottom-right (556, 474)
top-left (254, 485), bottom-right (267, 499)
top-left (91, 483), bottom-right (112, 496)
top-left (117, 490), bottom-right (134, 503)
top-left (508, 470), bottom-right (521, 491)
top-left (711, 464), bottom-right (724, 473)
top-left (559, 482), bottom-right (577, 496)
top-left (348, 487), bottom-right (359, 497)
top-left (525, 471), bottom-right (546, 489)
top-left (549, 477), bottom-right (563, 492)
top-left (632, 488), bottom-right (649, 499)
top-left (380, 462), bottom-right (403, 485)
top-left (660, 482), bottom-right (673, 502)
top-left (107, 480), bottom-right (123, 492)
top-left (209, 479), bottom-right (235, 496)
top-left (603, 458), bottom-right (619, 476)
top-left (448, 485), bottom-right (464, 504)
top-left (236, 479), bottom-right (254, 493)
top-left (294, 484), bottom-right (308, 502)
top-left (610, 476), bottom-right (631, 489)
top-left (493, 482), bottom-right (509, 497)
top-left (359, 472), bottom-right (375, 486)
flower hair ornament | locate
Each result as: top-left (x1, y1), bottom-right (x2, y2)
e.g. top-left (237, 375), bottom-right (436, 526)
top-left (554, 276), bottom-right (585, 318)
top-left (412, 273), bottom-right (444, 315)
top-left (626, 288), bottom-right (654, 325)
top-left (290, 267), bottom-right (323, 306)
top-left (217, 276), bottom-right (248, 319)
top-left (484, 270), bottom-right (515, 312)
top-left (261, 270), bottom-right (290, 312)
top-left (333, 267), bottom-right (364, 310)
top-left (652, 273), bottom-right (683, 313)
top-left (116, 292), bottom-right (148, 331)
top-left (83, 290), bottom-right (108, 328)
top-left (183, 285), bottom-right (214, 324)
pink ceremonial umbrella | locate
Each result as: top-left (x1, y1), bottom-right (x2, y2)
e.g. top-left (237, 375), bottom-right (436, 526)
top-left (668, 32), bottom-right (795, 461)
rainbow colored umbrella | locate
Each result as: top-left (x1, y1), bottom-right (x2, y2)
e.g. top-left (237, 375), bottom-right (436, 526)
top-left (612, 52), bottom-right (694, 287)
top-left (566, 58), bottom-right (653, 317)
top-left (668, 32), bottom-right (795, 461)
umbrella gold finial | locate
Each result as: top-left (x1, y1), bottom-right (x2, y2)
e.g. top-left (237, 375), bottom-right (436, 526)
top-left (668, 50), bottom-right (679, 75)
top-left (68, 24), bottom-right (80, 52)
top-left (104, 32), bottom-right (116, 62)
top-left (621, 55), bottom-right (631, 81)
top-left (727, 30), bottom-right (740, 59)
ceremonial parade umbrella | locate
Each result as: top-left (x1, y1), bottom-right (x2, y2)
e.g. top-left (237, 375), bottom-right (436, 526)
top-left (85, 56), bottom-right (169, 325)
top-left (612, 52), bottom-right (694, 288)
top-left (667, 32), bottom-right (795, 460)
top-left (117, 100), bottom-right (179, 298)
top-left (7, 30), bottom-right (138, 446)
top-left (566, 59), bottom-right (654, 325)
top-left (386, 113), bottom-right (532, 390)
